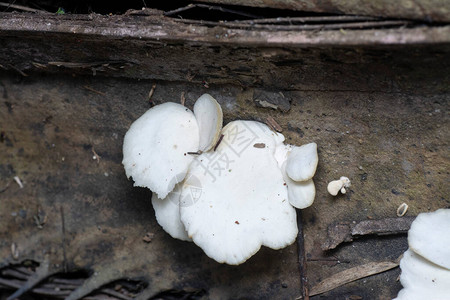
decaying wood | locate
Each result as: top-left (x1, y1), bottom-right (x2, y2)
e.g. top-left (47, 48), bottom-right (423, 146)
top-left (307, 260), bottom-right (399, 297)
top-left (265, 117), bottom-right (283, 133)
top-left (0, 12), bottom-right (449, 91)
top-left (322, 217), bottom-right (415, 250)
top-left (196, 0), bottom-right (450, 22)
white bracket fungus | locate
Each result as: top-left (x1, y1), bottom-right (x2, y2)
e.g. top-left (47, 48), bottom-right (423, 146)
top-left (122, 94), bottom-right (320, 265)
top-left (327, 176), bottom-right (351, 196)
top-left (281, 161), bottom-right (316, 209)
top-left (407, 208), bottom-right (450, 270)
top-left (394, 209), bottom-right (450, 300)
top-left (122, 102), bottom-right (200, 199)
top-left (179, 121), bottom-right (298, 265)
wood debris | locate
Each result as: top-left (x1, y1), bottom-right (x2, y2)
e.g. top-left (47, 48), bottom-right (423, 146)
top-left (148, 83), bottom-right (156, 104)
top-left (180, 91), bottom-right (186, 106)
top-left (0, 180), bottom-right (11, 193)
top-left (10, 243), bottom-right (19, 260)
top-left (396, 203), bottom-right (408, 217)
top-left (297, 212), bottom-right (310, 300)
top-left (265, 116), bottom-right (283, 133)
top-left (33, 207), bottom-right (47, 229)
top-left (186, 72), bottom-right (195, 82)
top-left (13, 176), bottom-right (23, 188)
top-left (322, 217), bottom-right (415, 250)
top-left (83, 86), bottom-right (106, 96)
top-left (91, 147), bottom-right (101, 164)
top-left (142, 232), bottom-right (155, 243)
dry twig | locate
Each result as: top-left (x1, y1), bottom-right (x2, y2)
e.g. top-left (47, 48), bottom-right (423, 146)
top-left (180, 92), bottom-right (186, 106)
top-left (265, 116), bottom-right (283, 133)
top-left (0, 1), bottom-right (48, 13)
top-left (148, 83), bottom-right (156, 104)
top-left (297, 212), bottom-right (309, 300)
top-left (84, 86), bottom-right (106, 96)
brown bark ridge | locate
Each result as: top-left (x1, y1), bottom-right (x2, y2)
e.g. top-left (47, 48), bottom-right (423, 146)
top-left (195, 0), bottom-right (450, 22)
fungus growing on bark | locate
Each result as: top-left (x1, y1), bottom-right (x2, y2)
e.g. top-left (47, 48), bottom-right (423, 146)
top-left (122, 102), bottom-right (199, 199)
top-left (123, 96), bottom-right (320, 265)
top-left (394, 209), bottom-right (450, 300)
top-left (179, 121), bottom-right (298, 265)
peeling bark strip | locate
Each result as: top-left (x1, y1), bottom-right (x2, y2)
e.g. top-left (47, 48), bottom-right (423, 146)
top-left (322, 217), bottom-right (415, 250)
top-left (195, 0), bottom-right (450, 22)
top-left (308, 261), bottom-right (399, 297)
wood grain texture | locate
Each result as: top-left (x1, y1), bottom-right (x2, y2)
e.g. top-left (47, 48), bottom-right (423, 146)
top-left (195, 0), bottom-right (450, 22)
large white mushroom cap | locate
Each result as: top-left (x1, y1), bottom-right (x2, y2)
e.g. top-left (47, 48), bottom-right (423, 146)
top-left (281, 161), bottom-right (316, 209)
top-left (394, 208), bottom-right (450, 300)
top-left (179, 120), bottom-right (298, 265)
top-left (151, 186), bottom-right (191, 242)
top-left (394, 249), bottom-right (450, 300)
top-left (408, 208), bottom-right (450, 270)
top-left (122, 102), bottom-right (199, 199)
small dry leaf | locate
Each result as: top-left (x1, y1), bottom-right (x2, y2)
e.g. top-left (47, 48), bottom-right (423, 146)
top-left (309, 260), bottom-right (399, 296)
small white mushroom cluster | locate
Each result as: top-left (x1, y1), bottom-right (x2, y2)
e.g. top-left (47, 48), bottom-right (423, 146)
top-left (327, 176), bottom-right (351, 196)
top-left (394, 209), bottom-right (450, 300)
top-left (122, 94), bottom-right (319, 265)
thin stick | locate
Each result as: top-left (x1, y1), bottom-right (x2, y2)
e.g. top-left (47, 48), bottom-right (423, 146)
top-left (173, 18), bottom-right (409, 31)
top-left (297, 211), bottom-right (309, 300)
top-left (60, 206), bottom-right (68, 273)
top-left (265, 116), bottom-right (283, 133)
top-left (163, 4), bottom-right (194, 16)
top-left (164, 3), bottom-right (259, 19)
top-left (180, 92), bottom-right (186, 106)
top-left (236, 15), bottom-right (380, 24)
top-left (83, 86), bottom-right (106, 96)
top-left (0, 180), bottom-right (11, 193)
top-left (7, 64), bottom-right (28, 77)
top-left (213, 134), bottom-right (224, 151)
top-left (187, 151), bottom-right (202, 155)
top-left (148, 83), bottom-right (156, 103)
